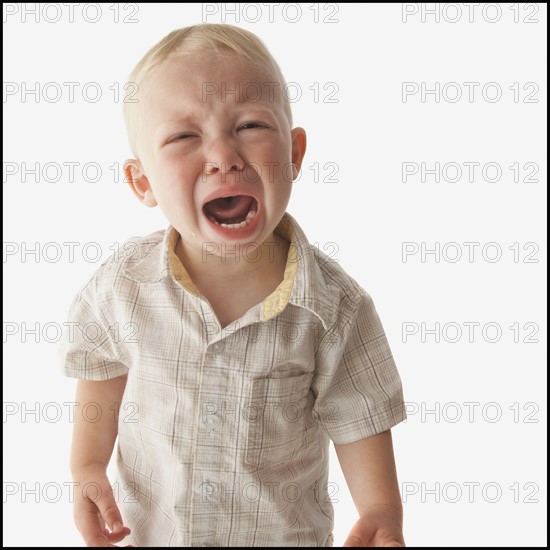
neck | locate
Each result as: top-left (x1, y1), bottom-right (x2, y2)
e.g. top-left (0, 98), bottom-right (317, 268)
top-left (175, 231), bottom-right (289, 287)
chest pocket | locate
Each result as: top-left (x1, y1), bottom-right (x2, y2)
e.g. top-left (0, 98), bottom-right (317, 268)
top-left (245, 372), bottom-right (314, 468)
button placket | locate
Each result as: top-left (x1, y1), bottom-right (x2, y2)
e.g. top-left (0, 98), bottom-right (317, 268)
top-left (192, 335), bottom-right (232, 545)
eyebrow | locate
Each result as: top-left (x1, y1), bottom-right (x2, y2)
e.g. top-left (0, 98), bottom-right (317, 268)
top-left (158, 105), bottom-right (278, 129)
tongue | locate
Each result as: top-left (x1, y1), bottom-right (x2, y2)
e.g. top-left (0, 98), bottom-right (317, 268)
top-left (203, 195), bottom-right (254, 222)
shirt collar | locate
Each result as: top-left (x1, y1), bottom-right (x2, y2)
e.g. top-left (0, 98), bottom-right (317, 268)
top-left (123, 212), bottom-right (334, 329)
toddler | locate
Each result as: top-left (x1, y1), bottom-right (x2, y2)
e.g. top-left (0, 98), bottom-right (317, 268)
top-left (61, 23), bottom-right (407, 547)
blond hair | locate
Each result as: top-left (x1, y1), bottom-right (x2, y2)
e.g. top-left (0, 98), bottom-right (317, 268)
top-left (123, 23), bottom-right (293, 157)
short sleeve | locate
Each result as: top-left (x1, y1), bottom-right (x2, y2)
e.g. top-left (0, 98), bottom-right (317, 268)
top-left (59, 275), bottom-right (129, 381)
top-left (312, 291), bottom-right (406, 444)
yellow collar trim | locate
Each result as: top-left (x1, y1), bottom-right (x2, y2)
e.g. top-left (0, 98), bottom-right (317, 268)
top-left (168, 215), bottom-right (298, 319)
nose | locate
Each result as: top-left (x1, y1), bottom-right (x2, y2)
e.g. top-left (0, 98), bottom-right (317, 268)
top-left (203, 138), bottom-right (245, 177)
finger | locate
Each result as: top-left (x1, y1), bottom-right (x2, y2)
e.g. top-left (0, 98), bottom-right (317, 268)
top-left (344, 534), bottom-right (367, 547)
top-left (371, 533), bottom-right (405, 547)
top-left (85, 482), bottom-right (128, 536)
top-left (374, 529), bottom-right (406, 547)
top-left (343, 518), bottom-right (378, 547)
top-left (383, 539), bottom-right (405, 547)
top-left (103, 526), bottom-right (132, 543)
top-left (77, 508), bottom-right (114, 547)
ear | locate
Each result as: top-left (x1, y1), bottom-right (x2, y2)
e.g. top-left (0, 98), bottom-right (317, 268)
top-left (123, 159), bottom-right (157, 207)
top-left (290, 127), bottom-right (307, 180)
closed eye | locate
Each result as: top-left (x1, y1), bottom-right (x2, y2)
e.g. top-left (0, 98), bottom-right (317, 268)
top-left (172, 133), bottom-right (196, 140)
top-left (239, 122), bottom-right (269, 130)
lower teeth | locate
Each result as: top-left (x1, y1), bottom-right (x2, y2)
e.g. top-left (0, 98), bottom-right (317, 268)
top-left (209, 208), bottom-right (257, 229)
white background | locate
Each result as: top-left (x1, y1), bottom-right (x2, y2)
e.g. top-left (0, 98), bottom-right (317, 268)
top-left (3, 2), bottom-right (547, 547)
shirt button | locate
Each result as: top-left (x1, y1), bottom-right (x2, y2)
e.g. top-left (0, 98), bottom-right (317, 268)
top-left (206, 413), bottom-right (220, 431)
top-left (212, 343), bottom-right (220, 352)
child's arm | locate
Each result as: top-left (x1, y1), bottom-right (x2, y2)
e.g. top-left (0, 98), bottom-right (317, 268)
top-left (70, 376), bottom-right (132, 547)
top-left (335, 429), bottom-right (405, 547)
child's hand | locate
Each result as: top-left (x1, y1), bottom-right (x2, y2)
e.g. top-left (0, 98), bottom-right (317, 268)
top-left (72, 466), bottom-right (132, 547)
top-left (343, 504), bottom-right (405, 547)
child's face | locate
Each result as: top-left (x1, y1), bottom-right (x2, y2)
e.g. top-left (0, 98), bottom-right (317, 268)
top-left (126, 52), bottom-right (306, 256)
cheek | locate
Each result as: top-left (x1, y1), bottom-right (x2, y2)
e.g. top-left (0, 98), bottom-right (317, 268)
top-left (147, 165), bottom-right (197, 209)
top-left (260, 138), bottom-right (290, 160)
top-left (156, 156), bottom-right (198, 189)
top-left (254, 142), bottom-right (292, 181)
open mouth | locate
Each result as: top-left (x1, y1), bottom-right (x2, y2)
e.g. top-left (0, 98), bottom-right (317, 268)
top-left (202, 195), bottom-right (259, 230)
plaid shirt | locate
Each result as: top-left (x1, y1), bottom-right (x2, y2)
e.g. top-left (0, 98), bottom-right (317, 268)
top-left (60, 211), bottom-right (406, 547)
